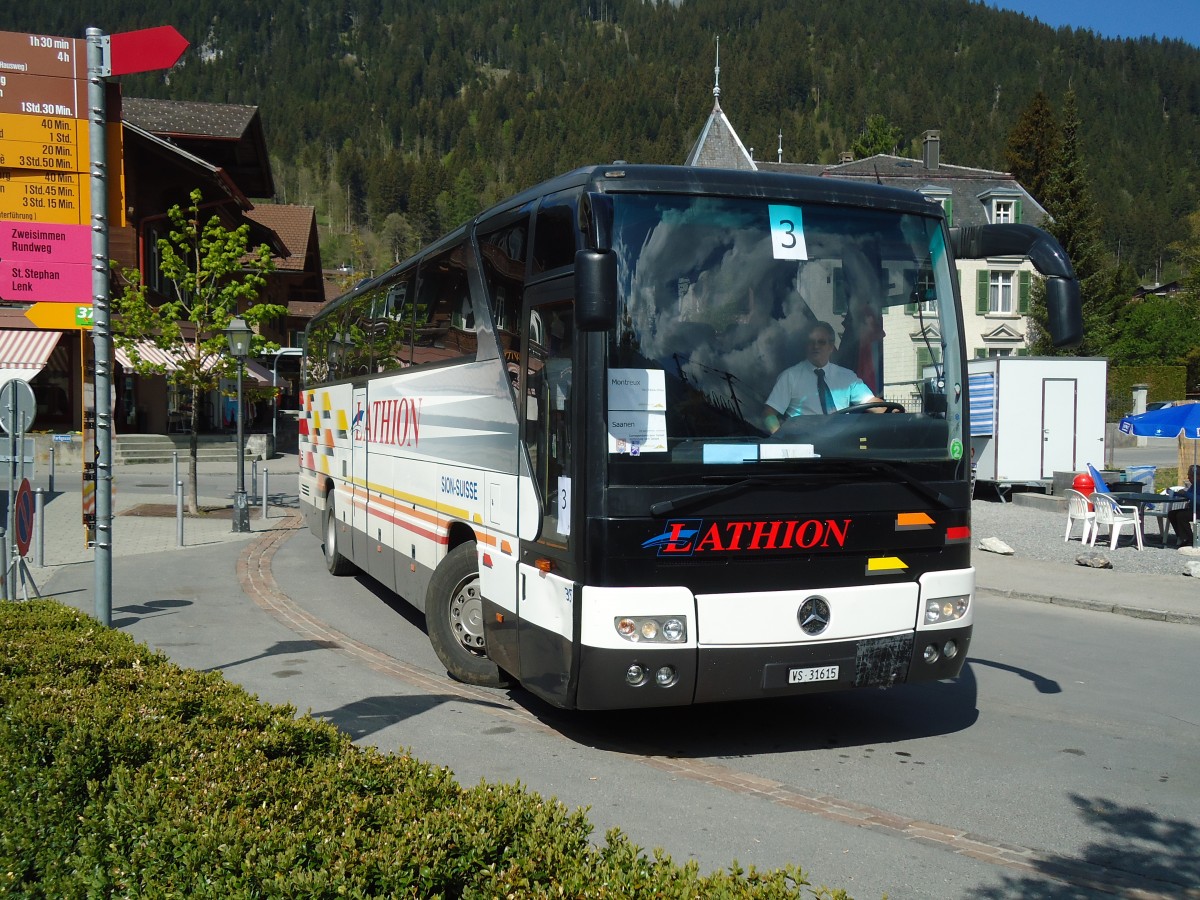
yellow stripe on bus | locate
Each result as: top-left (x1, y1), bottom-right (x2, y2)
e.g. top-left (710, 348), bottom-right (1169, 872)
top-left (866, 556), bottom-right (908, 573)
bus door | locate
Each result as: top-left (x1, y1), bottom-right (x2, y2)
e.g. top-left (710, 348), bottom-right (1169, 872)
top-left (351, 384), bottom-right (371, 564)
top-left (517, 286), bottom-right (579, 703)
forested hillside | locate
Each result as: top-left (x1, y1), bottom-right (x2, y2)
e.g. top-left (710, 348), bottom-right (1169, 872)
top-left (4, 0), bottom-right (1198, 283)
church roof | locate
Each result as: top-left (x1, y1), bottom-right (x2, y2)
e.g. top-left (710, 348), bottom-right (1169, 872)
top-left (684, 100), bottom-right (757, 171)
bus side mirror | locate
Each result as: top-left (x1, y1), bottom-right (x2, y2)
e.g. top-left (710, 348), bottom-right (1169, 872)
top-left (1045, 276), bottom-right (1083, 349)
top-left (575, 249), bottom-right (616, 331)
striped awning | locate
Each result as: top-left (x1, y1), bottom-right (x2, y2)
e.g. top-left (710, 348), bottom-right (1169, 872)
top-left (115, 340), bottom-right (182, 371)
top-left (116, 341), bottom-right (273, 385)
top-left (0, 329), bottom-right (63, 371)
top-left (114, 341), bottom-right (226, 374)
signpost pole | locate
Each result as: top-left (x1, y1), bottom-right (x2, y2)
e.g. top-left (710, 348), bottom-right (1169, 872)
top-left (87, 27), bottom-right (113, 627)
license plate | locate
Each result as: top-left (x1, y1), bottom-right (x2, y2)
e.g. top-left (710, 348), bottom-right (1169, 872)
top-left (788, 665), bottom-right (839, 684)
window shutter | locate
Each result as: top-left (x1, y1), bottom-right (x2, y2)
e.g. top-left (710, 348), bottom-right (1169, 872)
top-left (976, 270), bottom-right (990, 314)
top-left (1014, 199), bottom-right (1022, 223)
top-left (1018, 269), bottom-right (1032, 313)
top-left (974, 348), bottom-right (988, 358)
top-left (917, 347), bottom-right (933, 371)
top-left (944, 198), bottom-right (953, 227)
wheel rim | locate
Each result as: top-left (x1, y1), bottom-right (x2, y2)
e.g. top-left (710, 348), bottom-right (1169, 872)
top-left (448, 574), bottom-right (486, 656)
top-left (325, 511), bottom-right (337, 564)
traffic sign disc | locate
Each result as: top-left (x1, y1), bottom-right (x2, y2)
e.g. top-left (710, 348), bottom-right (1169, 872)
top-left (15, 478), bottom-right (34, 557)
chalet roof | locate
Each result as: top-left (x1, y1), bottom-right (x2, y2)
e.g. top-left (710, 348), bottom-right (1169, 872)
top-left (243, 204), bottom-right (317, 272)
top-left (122, 97), bottom-right (275, 198)
top-left (122, 121), bottom-right (250, 208)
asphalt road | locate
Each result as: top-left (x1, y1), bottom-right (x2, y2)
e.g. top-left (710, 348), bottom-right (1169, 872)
top-left (256, 525), bottom-right (1200, 900)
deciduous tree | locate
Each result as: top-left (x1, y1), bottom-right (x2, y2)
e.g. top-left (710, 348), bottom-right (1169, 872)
top-left (113, 189), bottom-right (285, 513)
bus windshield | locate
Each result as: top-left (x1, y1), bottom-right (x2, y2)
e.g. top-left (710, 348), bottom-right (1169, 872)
top-left (606, 193), bottom-right (963, 483)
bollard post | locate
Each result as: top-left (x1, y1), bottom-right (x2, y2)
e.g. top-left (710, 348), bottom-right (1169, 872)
top-left (35, 488), bottom-right (45, 568)
top-left (262, 469), bottom-right (269, 519)
top-left (251, 459), bottom-right (259, 502)
top-left (176, 480), bottom-right (184, 547)
top-left (173, 451), bottom-right (179, 497)
top-left (49, 443), bottom-right (56, 494)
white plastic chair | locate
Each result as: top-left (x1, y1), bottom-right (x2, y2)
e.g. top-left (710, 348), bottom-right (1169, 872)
top-left (1089, 492), bottom-right (1144, 550)
top-left (1063, 488), bottom-right (1095, 543)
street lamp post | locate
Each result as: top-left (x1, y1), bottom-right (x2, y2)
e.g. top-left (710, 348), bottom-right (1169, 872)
top-left (225, 316), bottom-right (253, 533)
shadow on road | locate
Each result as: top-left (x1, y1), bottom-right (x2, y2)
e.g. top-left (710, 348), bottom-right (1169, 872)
top-left (971, 794), bottom-right (1198, 898)
top-left (512, 661), bottom-right (980, 758)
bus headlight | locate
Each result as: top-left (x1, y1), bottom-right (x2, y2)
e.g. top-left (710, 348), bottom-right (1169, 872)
top-left (924, 595), bottom-right (969, 625)
top-left (614, 616), bottom-right (687, 643)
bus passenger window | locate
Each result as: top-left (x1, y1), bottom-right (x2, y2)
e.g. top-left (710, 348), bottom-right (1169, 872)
top-left (479, 217), bottom-right (530, 393)
top-left (412, 243), bottom-right (475, 366)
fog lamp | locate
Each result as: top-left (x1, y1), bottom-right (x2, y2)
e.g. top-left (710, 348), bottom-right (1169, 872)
top-left (625, 664), bottom-right (648, 686)
top-left (655, 666), bottom-right (677, 687)
top-left (923, 643), bottom-right (940, 664)
top-left (942, 640), bottom-right (958, 660)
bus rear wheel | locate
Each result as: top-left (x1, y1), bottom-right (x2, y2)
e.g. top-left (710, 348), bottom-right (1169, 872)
top-left (426, 542), bottom-right (506, 687)
top-left (324, 496), bottom-right (357, 576)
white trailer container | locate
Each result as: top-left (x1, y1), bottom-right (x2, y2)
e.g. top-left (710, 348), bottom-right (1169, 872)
top-left (968, 356), bottom-right (1107, 490)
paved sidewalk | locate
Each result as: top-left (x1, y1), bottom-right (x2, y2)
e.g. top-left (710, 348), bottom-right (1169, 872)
top-left (974, 551), bottom-right (1200, 626)
top-left (8, 453), bottom-right (1197, 627)
top-left (7, 454), bottom-right (299, 599)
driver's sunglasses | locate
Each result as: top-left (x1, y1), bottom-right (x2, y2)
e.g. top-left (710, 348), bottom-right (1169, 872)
top-left (808, 338), bottom-right (831, 346)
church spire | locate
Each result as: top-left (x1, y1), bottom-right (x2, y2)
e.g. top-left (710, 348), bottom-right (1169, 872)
top-left (713, 37), bottom-right (721, 105)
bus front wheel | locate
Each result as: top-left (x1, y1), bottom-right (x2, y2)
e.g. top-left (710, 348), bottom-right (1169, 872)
top-left (324, 496), bottom-right (357, 576)
top-left (426, 542), bottom-right (506, 687)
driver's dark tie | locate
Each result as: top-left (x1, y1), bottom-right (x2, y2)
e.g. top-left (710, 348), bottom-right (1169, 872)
top-left (815, 368), bottom-right (834, 413)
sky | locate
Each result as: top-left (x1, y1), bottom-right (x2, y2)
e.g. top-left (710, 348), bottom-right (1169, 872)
top-left (984, 0), bottom-right (1200, 48)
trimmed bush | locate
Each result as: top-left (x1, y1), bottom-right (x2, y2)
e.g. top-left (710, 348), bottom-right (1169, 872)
top-left (1, 601), bottom-right (845, 898)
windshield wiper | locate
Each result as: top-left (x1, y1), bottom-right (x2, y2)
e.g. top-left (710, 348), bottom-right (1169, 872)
top-left (650, 476), bottom-right (783, 517)
top-left (817, 458), bottom-right (954, 509)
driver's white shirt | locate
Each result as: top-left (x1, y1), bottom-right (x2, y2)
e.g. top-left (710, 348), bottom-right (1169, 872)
top-left (765, 361), bottom-right (874, 416)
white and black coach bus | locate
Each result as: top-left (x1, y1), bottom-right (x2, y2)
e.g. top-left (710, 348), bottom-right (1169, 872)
top-left (300, 164), bottom-right (1081, 710)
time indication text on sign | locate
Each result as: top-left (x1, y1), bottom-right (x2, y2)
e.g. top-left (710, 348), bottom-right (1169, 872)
top-left (0, 169), bottom-right (87, 224)
top-left (0, 30), bottom-right (85, 80)
top-left (0, 70), bottom-right (84, 118)
top-left (0, 113), bottom-right (86, 172)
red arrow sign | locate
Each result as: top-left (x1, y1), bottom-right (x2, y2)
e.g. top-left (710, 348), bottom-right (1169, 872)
top-left (109, 26), bottom-right (189, 77)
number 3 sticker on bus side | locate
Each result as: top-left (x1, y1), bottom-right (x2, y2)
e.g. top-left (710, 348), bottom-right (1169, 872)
top-left (556, 475), bottom-right (571, 536)
top-left (768, 204), bottom-right (808, 261)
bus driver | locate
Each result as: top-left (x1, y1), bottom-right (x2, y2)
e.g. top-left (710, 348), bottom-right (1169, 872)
top-left (762, 321), bottom-right (881, 432)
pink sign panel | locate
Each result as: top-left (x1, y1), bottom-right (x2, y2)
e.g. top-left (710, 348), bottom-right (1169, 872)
top-left (1, 221), bottom-right (90, 261)
top-left (0, 257), bottom-right (91, 303)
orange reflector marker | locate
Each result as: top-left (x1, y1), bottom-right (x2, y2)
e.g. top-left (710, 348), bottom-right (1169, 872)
top-left (946, 525), bottom-right (971, 543)
top-left (866, 556), bottom-right (908, 575)
top-left (896, 512), bottom-right (935, 530)
top-left (500, 540), bottom-right (512, 555)
top-left (495, 612), bottom-right (505, 623)
top-left (534, 557), bottom-right (555, 574)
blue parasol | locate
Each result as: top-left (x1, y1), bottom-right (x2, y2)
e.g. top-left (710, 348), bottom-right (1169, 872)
top-left (1118, 403), bottom-right (1200, 527)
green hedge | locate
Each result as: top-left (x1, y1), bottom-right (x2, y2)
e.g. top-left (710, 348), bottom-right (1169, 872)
top-left (0, 601), bottom-right (845, 899)
top-left (1107, 365), bottom-right (1188, 419)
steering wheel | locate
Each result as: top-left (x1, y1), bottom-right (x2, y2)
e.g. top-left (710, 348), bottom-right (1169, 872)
top-left (839, 401), bottom-right (907, 414)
